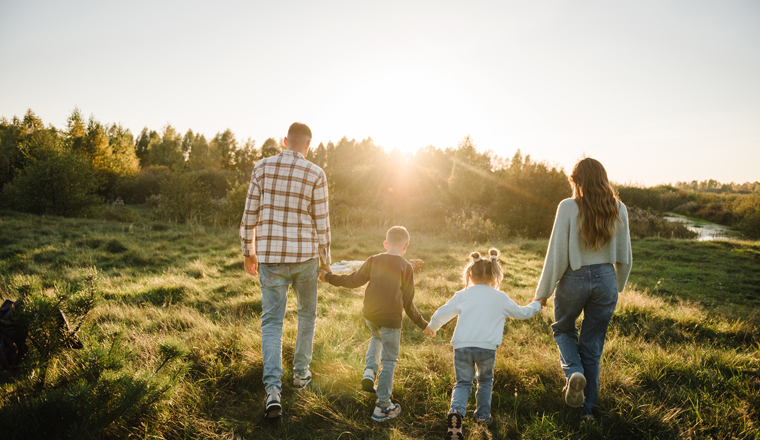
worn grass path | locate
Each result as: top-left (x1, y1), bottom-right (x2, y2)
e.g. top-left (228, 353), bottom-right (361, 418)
top-left (1, 210), bottom-right (758, 439)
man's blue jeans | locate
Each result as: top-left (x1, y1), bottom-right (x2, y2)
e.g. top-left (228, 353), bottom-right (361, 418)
top-left (259, 258), bottom-right (319, 392)
top-left (364, 319), bottom-right (401, 408)
top-left (552, 263), bottom-right (618, 415)
top-left (449, 347), bottom-right (496, 421)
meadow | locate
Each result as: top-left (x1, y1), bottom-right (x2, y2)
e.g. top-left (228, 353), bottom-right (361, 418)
top-left (1, 208), bottom-right (759, 439)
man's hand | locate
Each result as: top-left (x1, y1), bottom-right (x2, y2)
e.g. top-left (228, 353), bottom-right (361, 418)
top-left (533, 298), bottom-right (547, 309)
top-left (318, 269), bottom-right (328, 282)
top-left (244, 255), bottom-right (259, 276)
top-left (423, 325), bottom-right (436, 338)
top-left (320, 263), bottom-right (332, 274)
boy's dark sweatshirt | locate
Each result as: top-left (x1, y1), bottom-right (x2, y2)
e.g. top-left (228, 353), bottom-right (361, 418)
top-left (324, 253), bottom-right (428, 330)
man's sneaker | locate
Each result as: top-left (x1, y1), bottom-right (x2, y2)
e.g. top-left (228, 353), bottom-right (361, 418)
top-left (293, 371), bottom-right (312, 390)
top-left (564, 372), bottom-right (586, 408)
top-left (264, 388), bottom-right (281, 419)
top-left (446, 411), bottom-right (464, 439)
top-left (475, 414), bottom-right (493, 427)
top-left (371, 403), bottom-right (401, 422)
top-left (362, 368), bottom-right (376, 393)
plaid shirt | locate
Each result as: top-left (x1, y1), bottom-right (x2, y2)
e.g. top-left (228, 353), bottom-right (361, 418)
top-left (240, 149), bottom-right (331, 265)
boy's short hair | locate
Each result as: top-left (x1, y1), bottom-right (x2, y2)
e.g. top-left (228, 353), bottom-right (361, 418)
top-left (287, 122), bottom-right (312, 148)
top-left (386, 226), bottom-right (410, 246)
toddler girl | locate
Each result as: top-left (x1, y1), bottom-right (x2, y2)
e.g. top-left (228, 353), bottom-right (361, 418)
top-left (426, 249), bottom-right (543, 439)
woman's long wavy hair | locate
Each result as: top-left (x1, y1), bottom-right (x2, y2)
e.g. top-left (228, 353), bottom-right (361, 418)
top-left (570, 158), bottom-right (621, 250)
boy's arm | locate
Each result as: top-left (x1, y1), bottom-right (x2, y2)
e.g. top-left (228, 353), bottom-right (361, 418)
top-left (401, 267), bottom-right (428, 330)
top-left (503, 294), bottom-right (542, 320)
top-left (427, 294), bottom-right (459, 333)
top-left (324, 258), bottom-right (372, 289)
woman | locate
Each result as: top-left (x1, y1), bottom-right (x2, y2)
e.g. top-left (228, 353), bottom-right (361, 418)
top-left (534, 157), bottom-right (632, 420)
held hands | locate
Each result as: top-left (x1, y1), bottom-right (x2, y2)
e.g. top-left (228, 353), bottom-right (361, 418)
top-left (423, 325), bottom-right (436, 338)
top-left (533, 298), bottom-right (547, 309)
top-left (318, 269), bottom-right (328, 282)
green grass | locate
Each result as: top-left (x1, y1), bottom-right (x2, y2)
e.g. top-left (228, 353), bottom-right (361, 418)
top-left (1, 209), bottom-right (759, 439)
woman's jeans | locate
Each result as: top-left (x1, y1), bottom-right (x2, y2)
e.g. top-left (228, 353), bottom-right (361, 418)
top-left (258, 258), bottom-right (319, 392)
top-left (552, 263), bottom-right (618, 415)
top-left (365, 319), bottom-right (401, 408)
top-left (449, 347), bottom-right (496, 421)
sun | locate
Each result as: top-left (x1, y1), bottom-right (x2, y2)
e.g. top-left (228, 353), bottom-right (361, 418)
top-left (311, 63), bottom-right (498, 154)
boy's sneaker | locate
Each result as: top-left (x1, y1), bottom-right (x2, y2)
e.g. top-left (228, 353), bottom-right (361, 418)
top-left (293, 371), bottom-right (312, 390)
top-left (564, 372), bottom-right (586, 408)
top-left (264, 388), bottom-right (281, 419)
top-left (362, 368), bottom-right (376, 393)
top-left (446, 411), bottom-right (464, 440)
top-left (372, 403), bottom-right (401, 422)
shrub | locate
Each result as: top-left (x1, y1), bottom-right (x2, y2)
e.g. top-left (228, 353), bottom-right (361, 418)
top-left (627, 206), bottom-right (698, 239)
top-left (1, 150), bottom-right (103, 216)
top-left (155, 172), bottom-right (213, 223)
top-left (113, 165), bottom-right (171, 204)
top-left (446, 208), bottom-right (502, 243)
top-left (0, 272), bottom-right (185, 439)
top-left (732, 194), bottom-right (760, 239)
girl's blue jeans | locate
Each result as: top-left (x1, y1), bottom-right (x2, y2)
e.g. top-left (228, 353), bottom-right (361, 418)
top-left (449, 347), bottom-right (496, 421)
top-left (552, 263), bottom-right (618, 416)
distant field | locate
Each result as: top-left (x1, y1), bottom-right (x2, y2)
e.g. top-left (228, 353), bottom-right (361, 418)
top-left (1, 209), bottom-right (758, 439)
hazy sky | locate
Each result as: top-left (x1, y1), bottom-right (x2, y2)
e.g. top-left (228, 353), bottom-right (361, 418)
top-left (1, 0), bottom-right (758, 185)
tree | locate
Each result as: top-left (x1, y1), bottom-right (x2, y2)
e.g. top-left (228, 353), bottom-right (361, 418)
top-left (210, 129), bottom-right (237, 170)
top-left (151, 125), bottom-right (184, 169)
top-left (261, 137), bottom-right (280, 158)
top-left (447, 136), bottom-right (492, 207)
top-left (187, 133), bottom-right (212, 169)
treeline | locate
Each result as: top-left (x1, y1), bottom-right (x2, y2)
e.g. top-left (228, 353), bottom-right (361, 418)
top-left (675, 179), bottom-right (760, 194)
top-left (2, 108), bottom-right (758, 240)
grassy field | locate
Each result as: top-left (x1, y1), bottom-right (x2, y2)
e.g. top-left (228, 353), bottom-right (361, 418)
top-left (1, 208), bottom-right (759, 439)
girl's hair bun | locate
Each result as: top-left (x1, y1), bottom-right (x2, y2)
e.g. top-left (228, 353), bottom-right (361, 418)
top-left (489, 248), bottom-right (499, 258)
top-left (470, 251), bottom-right (481, 260)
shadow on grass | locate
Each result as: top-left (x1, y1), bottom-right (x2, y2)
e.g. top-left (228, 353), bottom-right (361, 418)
top-left (611, 307), bottom-right (757, 348)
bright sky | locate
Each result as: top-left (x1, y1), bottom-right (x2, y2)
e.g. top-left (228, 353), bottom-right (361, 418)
top-left (1, 0), bottom-right (758, 186)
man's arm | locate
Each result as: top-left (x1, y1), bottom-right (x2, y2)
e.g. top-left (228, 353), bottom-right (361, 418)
top-left (312, 172), bottom-right (331, 268)
top-left (240, 172), bottom-right (261, 275)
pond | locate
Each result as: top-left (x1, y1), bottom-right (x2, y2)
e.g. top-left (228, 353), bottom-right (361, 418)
top-left (663, 213), bottom-right (739, 241)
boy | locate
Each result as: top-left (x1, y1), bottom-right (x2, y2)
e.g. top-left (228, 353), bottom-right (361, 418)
top-left (319, 226), bottom-right (431, 422)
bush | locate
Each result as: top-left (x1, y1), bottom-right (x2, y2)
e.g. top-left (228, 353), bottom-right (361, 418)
top-left (732, 194), bottom-right (760, 239)
top-left (113, 165), bottom-right (171, 204)
top-left (1, 150), bottom-right (103, 217)
top-left (627, 206), bottom-right (698, 239)
top-left (446, 208), bottom-right (503, 243)
top-left (0, 272), bottom-right (185, 439)
top-left (155, 172), bottom-right (214, 223)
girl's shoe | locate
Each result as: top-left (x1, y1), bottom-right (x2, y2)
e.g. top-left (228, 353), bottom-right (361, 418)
top-left (362, 368), bottom-right (376, 393)
top-left (564, 372), bottom-right (586, 408)
top-left (372, 403), bottom-right (401, 422)
top-left (446, 411), bottom-right (463, 439)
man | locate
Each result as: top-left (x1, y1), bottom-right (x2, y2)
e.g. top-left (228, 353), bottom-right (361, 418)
top-left (240, 122), bottom-right (331, 419)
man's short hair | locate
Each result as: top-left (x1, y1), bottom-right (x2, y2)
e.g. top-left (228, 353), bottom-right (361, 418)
top-left (386, 226), bottom-right (410, 246)
top-left (287, 122), bottom-right (312, 148)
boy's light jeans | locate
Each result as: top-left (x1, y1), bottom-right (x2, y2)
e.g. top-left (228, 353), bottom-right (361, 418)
top-left (364, 319), bottom-right (401, 408)
top-left (551, 263), bottom-right (618, 416)
top-left (449, 347), bottom-right (496, 420)
top-left (259, 258), bottom-right (319, 392)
